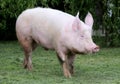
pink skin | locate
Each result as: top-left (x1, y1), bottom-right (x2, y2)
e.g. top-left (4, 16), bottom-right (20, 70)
top-left (16, 7), bottom-right (99, 78)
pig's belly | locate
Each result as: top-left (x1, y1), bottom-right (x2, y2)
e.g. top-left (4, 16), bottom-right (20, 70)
top-left (32, 31), bottom-right (55, 50)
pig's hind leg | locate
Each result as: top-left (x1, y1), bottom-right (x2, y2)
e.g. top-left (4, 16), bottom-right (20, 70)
top-left (19, 36), bottom-right (37, 70)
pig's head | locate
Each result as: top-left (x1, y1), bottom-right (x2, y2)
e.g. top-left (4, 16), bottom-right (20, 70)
top-left (67, 12), bottom-right (99, 54)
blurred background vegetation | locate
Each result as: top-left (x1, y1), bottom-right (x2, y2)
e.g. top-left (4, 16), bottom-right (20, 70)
top-left (0, 0), bottom-right (119, 47)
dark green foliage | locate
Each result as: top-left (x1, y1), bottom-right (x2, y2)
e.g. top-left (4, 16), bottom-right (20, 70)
top-left (102, 0), bottom-right (120, 47)
top-left (0, 0), bottom-right (36, 40)
top-left (0, 0), bottom-right (119, 47)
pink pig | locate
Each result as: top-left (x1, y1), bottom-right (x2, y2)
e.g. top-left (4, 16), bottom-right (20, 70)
top-left (16, 7), bottom-right (99, 78)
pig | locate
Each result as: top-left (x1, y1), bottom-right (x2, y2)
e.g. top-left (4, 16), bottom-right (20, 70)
top-left (16, 7), bottom-right (99, 78)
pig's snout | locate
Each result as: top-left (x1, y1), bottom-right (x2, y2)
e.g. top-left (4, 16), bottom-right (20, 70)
top-left (92, 46), bottom-right (100, 53)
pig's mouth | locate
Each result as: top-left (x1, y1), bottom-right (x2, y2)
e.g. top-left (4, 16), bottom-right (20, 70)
top-left (71, 47), bottom-right (88, 55)
top-left (86, 48), bottom-right (99, 54)
top-left (71, 46), bottom-right (99, 55)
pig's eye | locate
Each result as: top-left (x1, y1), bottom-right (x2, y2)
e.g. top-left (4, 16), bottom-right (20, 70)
top-left (80, 35), bottom-right (84, 38)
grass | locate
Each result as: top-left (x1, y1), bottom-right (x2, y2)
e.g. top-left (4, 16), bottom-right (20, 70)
top-left (0, 41), bottom-right (120, 84)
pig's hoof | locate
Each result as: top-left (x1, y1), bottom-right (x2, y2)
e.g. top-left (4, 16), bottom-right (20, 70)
top-left (24, 64), bottom-right (32, 70)
top-left (64, 71), bottom-right (72, 78)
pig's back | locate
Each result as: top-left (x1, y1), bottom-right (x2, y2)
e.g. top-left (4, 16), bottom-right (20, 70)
top-left (16, 7), bottom-right (75, 48)
top-left (19, 7), bottom-right (74, 30)
top-left (17, 7), bottom-right (74, 37)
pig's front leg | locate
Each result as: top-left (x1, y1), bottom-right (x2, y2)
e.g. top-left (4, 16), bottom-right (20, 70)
top-left (56, 51), bottom-right (71, 78)
top-left (68, 54), bottom-right (76, 74)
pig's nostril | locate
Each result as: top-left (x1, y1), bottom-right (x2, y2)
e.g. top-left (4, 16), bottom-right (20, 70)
top-left (94, 46), bottom-right (99, 50)
top-left (93, 46), bottom-right (100, 52)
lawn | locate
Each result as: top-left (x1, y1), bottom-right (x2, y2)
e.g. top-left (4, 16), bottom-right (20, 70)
top-left (0, 41), bottom-right (120, 84)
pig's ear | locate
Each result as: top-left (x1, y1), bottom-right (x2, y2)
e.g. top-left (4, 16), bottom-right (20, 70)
top-left (76, 12), bottom-right (79, 18)
top-left (72, 12), bottom-right (80, 31)
top-left (85, 12), bottom-right (94, 27)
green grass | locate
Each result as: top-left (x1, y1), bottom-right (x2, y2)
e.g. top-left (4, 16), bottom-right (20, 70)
top-left (0, 41), bottom-right (120, 84)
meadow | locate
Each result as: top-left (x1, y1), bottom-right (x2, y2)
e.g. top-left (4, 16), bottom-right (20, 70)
top-left (0, 41), bottom-right (120, 84)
